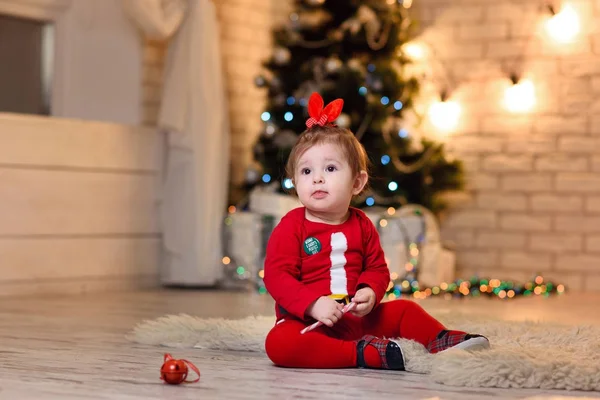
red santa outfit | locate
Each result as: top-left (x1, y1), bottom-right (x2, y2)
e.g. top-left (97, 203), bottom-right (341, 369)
top-left (263, 206), bottom-right (448, 369)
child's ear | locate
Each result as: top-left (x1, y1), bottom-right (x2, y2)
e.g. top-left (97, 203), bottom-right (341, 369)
top-left (352, 170), bottom-right (368, 195)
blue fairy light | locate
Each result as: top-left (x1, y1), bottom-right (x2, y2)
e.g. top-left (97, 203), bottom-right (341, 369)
top-left (287, 96), bottom-right (296, 106)
top-left (262, 174), bottom-right (271, 183)
top-left (367, 64), bottom-right (376, 72)
top-left (381, 96), bottom-right (390, 105)
top-left (284, 112), bottom-right (294, 121)
top-left (283, 178), bottom-right (294, 189)
top-left (366, 197), bottom-right (375, 206)
top-left (394, 101), bottom-right (403, 110)
top-left (261, 112), bottom-right (271, 121)
top-left (398, 128), bottom-right (408, 138)
top-left (381, 155), bottom-right (391, 165)
top-left (359, 86), bottom-right (368, 96)
top-left (388, 181), bottom-right (398, 191)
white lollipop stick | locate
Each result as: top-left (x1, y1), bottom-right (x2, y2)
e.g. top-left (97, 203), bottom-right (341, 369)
top-left (300, 302), bottom-right (356, 334)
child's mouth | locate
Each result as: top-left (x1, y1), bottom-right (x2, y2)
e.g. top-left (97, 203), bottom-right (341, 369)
top-left (312, 190), bottom-right (328, 199)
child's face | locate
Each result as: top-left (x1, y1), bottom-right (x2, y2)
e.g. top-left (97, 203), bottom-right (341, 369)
top-left (294, 142), bottom-right (365, 216)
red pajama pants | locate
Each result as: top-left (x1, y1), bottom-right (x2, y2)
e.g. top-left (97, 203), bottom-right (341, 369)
top-left (265, 299), bottom-right (446, 368)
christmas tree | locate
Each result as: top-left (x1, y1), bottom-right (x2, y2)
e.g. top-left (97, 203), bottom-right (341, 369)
top-left (245, 0), bottom-right (464, 214)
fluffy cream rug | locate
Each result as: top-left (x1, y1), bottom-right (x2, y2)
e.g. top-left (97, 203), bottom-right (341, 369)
top-left (128, 311), bottom-right (600, 391)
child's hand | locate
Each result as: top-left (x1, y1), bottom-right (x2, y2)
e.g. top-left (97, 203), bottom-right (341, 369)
top-left (350, 287), bottom-right (376, 317)
top-left (306, 296), bottom-right (344, 327)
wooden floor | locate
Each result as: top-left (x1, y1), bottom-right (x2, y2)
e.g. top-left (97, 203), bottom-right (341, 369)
top-left (1, 289), bottom-right (599, 400)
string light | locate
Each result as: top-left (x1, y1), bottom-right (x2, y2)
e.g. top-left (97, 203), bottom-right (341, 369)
top-left (396, 2), bottom-right (581, 121)
top-left (402, 42), bottom-right (425, 60)
top-left (282, 178), bottom-right (294, 189)
top-left (546, 3), bottom-right (580, 43)
top-left (428, 98), bottom-right (461, 131)
top-left (382, 275), bottom-right (565, 300)
top-left (504, 75), bottom-right (536, 113)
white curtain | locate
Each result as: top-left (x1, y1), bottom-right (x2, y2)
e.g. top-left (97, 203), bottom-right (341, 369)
top-left (123, 0), bottom-right (230, 286)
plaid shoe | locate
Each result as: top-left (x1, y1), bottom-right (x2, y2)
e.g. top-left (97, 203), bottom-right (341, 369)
top-left (427, 330), bottom-right (490, 354)
top-left (356, 335), bottom-right (405, 370)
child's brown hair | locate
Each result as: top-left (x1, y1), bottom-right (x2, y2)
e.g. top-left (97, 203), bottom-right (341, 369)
top-left (285, 125), bottom-right (370, 192)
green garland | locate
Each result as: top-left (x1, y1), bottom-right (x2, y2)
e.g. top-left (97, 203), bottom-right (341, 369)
top-left (384, 275), bottom-right (565, 300)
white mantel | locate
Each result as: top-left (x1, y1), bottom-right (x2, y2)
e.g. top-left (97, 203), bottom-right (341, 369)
top-left (0, 0), bottom-right (144, 126)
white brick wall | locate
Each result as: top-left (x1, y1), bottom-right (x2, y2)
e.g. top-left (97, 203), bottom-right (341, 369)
top-left (501, 252), bottom-right (553, 271)
top-left (416, 0), bottom-right (600, 290)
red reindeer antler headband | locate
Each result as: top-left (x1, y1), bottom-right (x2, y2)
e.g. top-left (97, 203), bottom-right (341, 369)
top-left (305, 92), bottom-right (344, 129)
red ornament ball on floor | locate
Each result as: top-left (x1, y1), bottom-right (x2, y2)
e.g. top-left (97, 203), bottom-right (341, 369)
top-left (160, 353), bottom-right (200, 385)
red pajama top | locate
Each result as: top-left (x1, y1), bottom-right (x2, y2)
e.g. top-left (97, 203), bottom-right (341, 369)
top-left (263, 207), bottom-right (390, 321)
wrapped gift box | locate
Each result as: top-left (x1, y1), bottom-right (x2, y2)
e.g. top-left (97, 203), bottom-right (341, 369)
top-left (249, 186), bottom-right (302, 219)
top-left (382, 241), bottom-right (455, 287)
top-left (376, 206), bottom-right (455, 287)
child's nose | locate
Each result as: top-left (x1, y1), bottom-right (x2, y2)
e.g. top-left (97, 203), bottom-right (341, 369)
top-left (313, 174), bottom-right (324, 184)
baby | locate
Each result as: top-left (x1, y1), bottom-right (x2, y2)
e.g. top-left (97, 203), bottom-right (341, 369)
top-left (263, 93), bottom-right (489, 370)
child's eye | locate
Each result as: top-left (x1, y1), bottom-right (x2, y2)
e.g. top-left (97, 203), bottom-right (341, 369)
top-left (326, 165), bottom-right (337, 172)
top-left (301, 168), bottom-right (311, 175)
